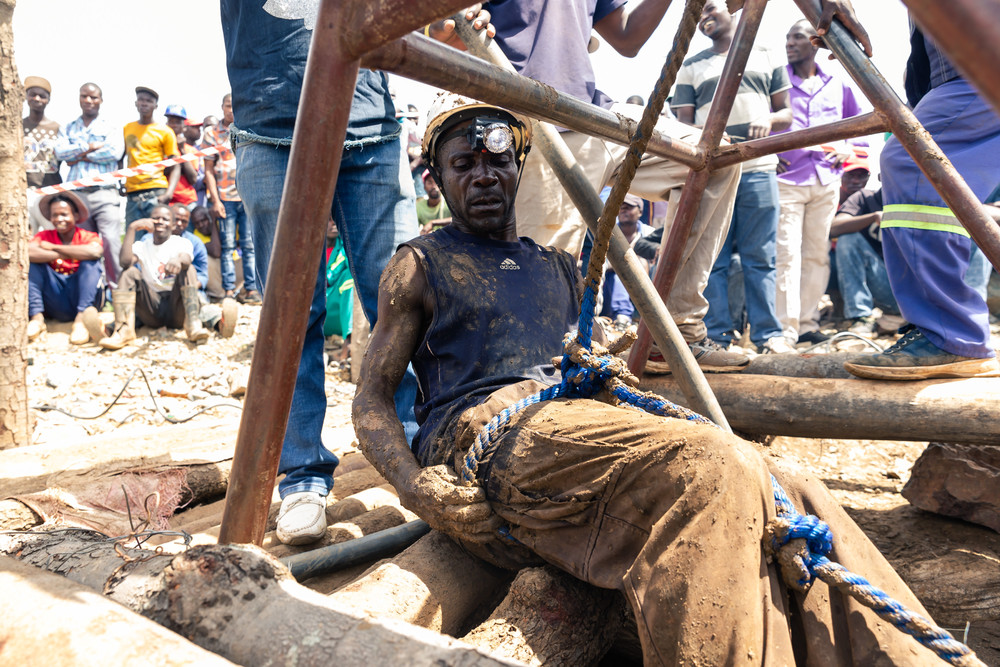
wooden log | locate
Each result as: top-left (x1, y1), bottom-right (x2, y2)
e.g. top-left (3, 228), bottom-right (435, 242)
top-left (329, 531), bottom-right (512, 635)
top-left (0, 498), bottom-right (40, 530)
top-left (902, 551), bottom-right (1000, 627)
top-left (739, 352), bottom-right (855, 379)
top-left (0, 555), bottom-right (237, 666)
top-left (642, 375), bottom-right (1000, 445)
top-left (0, 420), bottom-right (237, 498)
top-left (461, 566), bottom-right (626, 667)
top-left (0, 529), bottom-right (525, 667)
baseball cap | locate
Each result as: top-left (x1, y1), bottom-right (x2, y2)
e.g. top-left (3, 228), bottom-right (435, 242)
top-left (135, 86), bottom-right (159, 101)
top-left (24, 76), bottom-right (51, 93)
top-left (622, 193), bottom-right (643, 208)
top-left (184, 118), bottom-right (203, 127)
top-left (843, 154), bottom-right (870, 172)
top-left (164, 104), bottom-right (188, 119)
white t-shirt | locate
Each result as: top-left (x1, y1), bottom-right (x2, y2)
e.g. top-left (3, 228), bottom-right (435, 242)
top-left (132, 235), bottom-right (193, 290)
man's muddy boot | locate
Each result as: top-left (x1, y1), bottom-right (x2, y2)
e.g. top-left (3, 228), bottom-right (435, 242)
top-left (99, 291), bottom-right (136, 351)
top-left (79, 306), bottom-right (106, 343)
top-left (182, 285), bottom-right (210, 343)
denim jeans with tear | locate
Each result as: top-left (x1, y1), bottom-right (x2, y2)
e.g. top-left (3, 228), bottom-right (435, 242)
top-left (234, 131), bottom-right (420, 497)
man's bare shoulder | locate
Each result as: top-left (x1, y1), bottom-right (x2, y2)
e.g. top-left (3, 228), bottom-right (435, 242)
top-left (378, 246), bottom-right (432, 315)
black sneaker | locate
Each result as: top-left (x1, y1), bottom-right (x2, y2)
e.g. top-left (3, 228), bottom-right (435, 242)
top-left (844, 327), bottom-right (1000, 380)
top-left (797, 330), bottom-right (830, 345)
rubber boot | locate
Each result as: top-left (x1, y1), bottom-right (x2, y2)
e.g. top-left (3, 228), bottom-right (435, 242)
top-left (181, 285), bottom-right (210, 343)
top-left (99, 291), bottom-right (136, 351)
top-left (79, 306), bottom-right (106, 343)
top-left (218, 297), bottom-right (239, 338)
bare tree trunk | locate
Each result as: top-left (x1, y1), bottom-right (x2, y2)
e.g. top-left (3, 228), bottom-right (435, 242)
top-left (0, 0), bottom-right (29, 449)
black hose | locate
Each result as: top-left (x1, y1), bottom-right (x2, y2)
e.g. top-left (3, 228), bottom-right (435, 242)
top-left (281, 520), bottom-right (431, 581)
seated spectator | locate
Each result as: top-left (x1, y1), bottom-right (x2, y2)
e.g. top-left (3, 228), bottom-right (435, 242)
top-left (416, 170), bottom-right (451, 234)
top-left (99, 204), bottom-right (210, 350)
top-left (170, 205), bottom-right (208, 290)
top-left (27, 192), bottom-right (104, 344)
top-left (189, 205), bottom-right (221, 258)
top-left (831, 187), bottom-right (902, 336)
top-left (171, 204), bottom-right (238, 338)
top-left (189, 205), bottom-right (227, 300)
top-left (601, 194), bottom-right (653, 330)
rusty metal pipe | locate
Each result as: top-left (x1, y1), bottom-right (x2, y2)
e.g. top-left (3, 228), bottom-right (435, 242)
top-left (794, 0), bottom-right (1000, 273)
top-left (710, 111), bottom-right (888, 170)
top-left (628, 0), bottom-right (768, 375)
top-left (364, 35), bottom-right (705, 170)
top-left (340, 0), bottom-right (476, 58)
top-left (219, 0), bottom-right (360, 546)
top-left (902, 0), bottom-right (1000, 120)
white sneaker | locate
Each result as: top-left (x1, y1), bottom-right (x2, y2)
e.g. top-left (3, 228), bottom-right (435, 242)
top-left (760, 336), bottom-right (798, 355)
top-left (276, 491), bottom-right (328, 545)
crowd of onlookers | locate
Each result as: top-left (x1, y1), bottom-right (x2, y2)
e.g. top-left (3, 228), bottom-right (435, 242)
top-left (23, 79), bottom-right (254, 349)
top-left (22, 6), bottom-right (998, 366)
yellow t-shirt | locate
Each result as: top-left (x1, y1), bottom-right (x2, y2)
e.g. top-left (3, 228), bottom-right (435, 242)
top-left (192, 228), bottom-right (211, 245)
top-left (123, 121), bottom-right (179, 193)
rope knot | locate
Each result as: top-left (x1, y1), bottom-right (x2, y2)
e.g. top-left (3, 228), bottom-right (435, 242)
top-left (557, 332), bottom-right (640, 400)
top-left (763, 513), bottom-right (833, 592)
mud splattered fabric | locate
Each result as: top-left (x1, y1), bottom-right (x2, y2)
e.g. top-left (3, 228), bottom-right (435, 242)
top-left (401, 225), bottom-right (579, 465)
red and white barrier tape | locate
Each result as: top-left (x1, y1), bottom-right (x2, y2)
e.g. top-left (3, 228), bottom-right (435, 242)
top-left (31, 144), bottom-right (235, 196)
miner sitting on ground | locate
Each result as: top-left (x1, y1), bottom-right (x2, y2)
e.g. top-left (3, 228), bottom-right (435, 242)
top-left (27, 192), bottom-right (105, 345)
top-left (99, 204), bottom-right (210, 349)
top-left (353, 96), bottom-right (945, 666)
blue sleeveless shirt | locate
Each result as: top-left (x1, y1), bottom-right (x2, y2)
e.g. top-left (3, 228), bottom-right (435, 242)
top-left (401, 225), bottom-right (580, 465)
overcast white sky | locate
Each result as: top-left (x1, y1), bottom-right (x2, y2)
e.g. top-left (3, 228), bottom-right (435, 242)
top-left (14, 0), bottom-right (910, 159)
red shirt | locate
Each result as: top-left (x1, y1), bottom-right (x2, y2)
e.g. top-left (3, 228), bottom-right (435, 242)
top-left (33, 228), bottom-right (101, 275)
top-left (170, 143), bottom-right (197, 206)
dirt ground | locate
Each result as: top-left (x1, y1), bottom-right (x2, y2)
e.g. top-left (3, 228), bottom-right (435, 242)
top-left (22, 305), bottom-right (1000, 664)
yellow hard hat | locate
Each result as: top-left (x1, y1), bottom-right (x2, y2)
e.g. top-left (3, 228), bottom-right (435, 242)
top-left (421, 92), bottom-right (532, 171)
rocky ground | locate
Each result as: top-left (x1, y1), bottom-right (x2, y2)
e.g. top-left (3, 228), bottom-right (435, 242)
top-left (22, 304), bottom-right (1000, 663)
top-left (25, 304), bottom-right (353, 447)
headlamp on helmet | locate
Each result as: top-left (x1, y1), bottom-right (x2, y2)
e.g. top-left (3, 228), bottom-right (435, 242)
top-left (471, 119), bottom-right (515, 154)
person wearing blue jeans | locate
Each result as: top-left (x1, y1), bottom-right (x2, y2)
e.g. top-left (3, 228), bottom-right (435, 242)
top-left (219, 199), bottom-right (258, 300)
top-left (27, 192), bottom-right (105, 345)
top-left (832, 187), bottom-right (900, 335)
top-left (673, 1), bottom-right (794, 355)
top-left (703, 171), bottom-right (789, 351)
top-left (835, 233), bottom-right (899, 321)
top-left (221, 0), bottom-right (419, 544)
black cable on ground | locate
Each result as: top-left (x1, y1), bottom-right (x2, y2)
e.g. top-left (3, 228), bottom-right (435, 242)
top-left (31, 367), bottom-right (242, 426)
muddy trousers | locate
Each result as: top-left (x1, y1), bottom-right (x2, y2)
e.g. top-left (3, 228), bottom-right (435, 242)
top-left (117, 265), bottom-right (198, 330)
top-left (454, 389), bottom-right (940, 666)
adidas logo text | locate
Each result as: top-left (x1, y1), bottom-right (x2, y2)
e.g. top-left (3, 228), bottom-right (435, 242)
top-left (500, 258), bottom-right (520, 270)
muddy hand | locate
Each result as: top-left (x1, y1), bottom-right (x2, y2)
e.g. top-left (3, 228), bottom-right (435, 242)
top-left (403, 464), bottom-right (502, 543)
top-left (812, 0), bottom-right (872, 58)
top-left (428, 4), bottom-right (495, 50)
